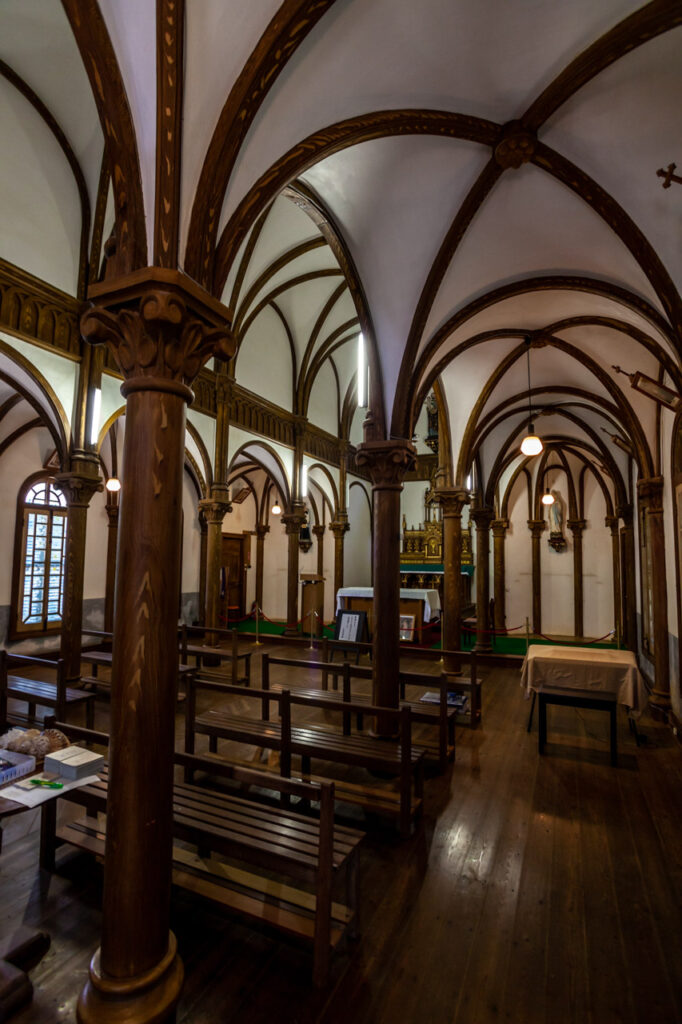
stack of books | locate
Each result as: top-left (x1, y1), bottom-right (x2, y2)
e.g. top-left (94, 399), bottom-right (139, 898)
top-left (419, 691), bottom-right (469, 711)
top-left (0, 750), bottom-right (37, 785)
top-left (44, 746), bottom-right (104, 780)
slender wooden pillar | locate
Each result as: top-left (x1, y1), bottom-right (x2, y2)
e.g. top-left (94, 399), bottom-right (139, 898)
top-left (55, 464), bottom-right (103, 682)
top-left (329, 516), bottom-right (349, 599)
top-left (104, 499), bottom-right (119, 632)
top-left (528, 519), bottom-right (546, 636)
top-left (197, 508), bottom-right (207, 624)
top-left (471, 508), bottom-right (494, 652)
top-left (567, 518), bottom-right (586, 638)
top-left (281, 503), bottom-right (306, 634)
top-left (605, 515), bottom-right (621, 643)
top-left (355, 438), bottom-right (416, 727)
top-left (491, 518), bottom-right (509, 635)
top-left (79, 269), bottom-right (234, 1024)
top-left (198, 488), bottom-right (232, 641)
top-left (618, 504), bottom-right (637, 650)
top-left (436, 488), bottom-right (469, 672)
top-left (313, 524), bottom-right (325, 577)
top-left (637, 477), bottom-right (671, 716)
top-left (254, 523), bottom-right (269, 613)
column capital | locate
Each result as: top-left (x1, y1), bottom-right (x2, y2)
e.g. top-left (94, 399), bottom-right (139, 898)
top-left (471, 506), bottom-right (495, 529)
top-left (81, 267), bottom-right (235, 396)
top-left (604, 514), bottom-right (620, 533)
top-left (198, 497), bottom-right (231, 526)
top-left (528, 518), bottom-right (547, 538)
top-left (616, 502), bottom-right (633, 525)
top-left (567, 518), bottom-right (587, 533)
top-left (54, 468), bottom-right (103, 508)
top-left (355, 438), bottom-right (416, 490)
top-left (330, 516), bottom-right (350, 539)
top-left (637, 475), bottom-right (664, 512)
top-left (491, 517), bottom-right (509, 538)
top-left (255, 523), bottom-right (270, 539)
top-left (105, 502), bottom-right (119, 527)
top-left (281, 502), bottom-right (307, 535)
top-left (312, 524), bottom-right (326, 539)
top-left (435, 487), bottom-right (470, 516)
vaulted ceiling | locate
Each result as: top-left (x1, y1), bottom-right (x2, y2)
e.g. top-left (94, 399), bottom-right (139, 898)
top-left (0, 0), bottom-right (680, 507)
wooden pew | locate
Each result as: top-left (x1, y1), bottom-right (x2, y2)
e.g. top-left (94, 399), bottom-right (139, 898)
top-left (185, 676), bottom-right (425, 836)
top-left (39, 719), bottom-right (364, 988)
top-left (261, 654), bottom-right (458, 771)
top-left (0, 650), bottom-right (95, 729)
top-left (179, 624), bottom-right (251, 685)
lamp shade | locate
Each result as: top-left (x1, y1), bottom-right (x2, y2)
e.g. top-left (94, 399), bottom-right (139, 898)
top-left (541, 489), bottom-right (555, 506)
top-left (521, 425), bottom-right (543, 457)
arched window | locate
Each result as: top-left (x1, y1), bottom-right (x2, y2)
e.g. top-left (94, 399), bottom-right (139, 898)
top-left (11, 477), bottom-right (67, 637)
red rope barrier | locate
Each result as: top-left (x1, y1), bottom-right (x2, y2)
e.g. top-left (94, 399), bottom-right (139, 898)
top-left (535, 630), bottom-right (615, 645)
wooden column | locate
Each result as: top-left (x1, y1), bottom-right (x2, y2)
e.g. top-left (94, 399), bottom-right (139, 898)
top-left (567, 518), bottom-right (586, 638)
top-left (605, 515), bottom-right (621, 643)
top-left (637, 477), bottom-right (671, 717)
top-left (54, 465), bottom-right (103, 683)
top-left (491, 518), bottom-right (509, 634)
top-left (528, 520), bottom-right (546, 636)
top-left (471, 508), bottom-right (494, 653)
top-left (198, 489), bottom-right (232, 642)
top-left (79, 268), bottom-right (234, 1024)
top-left (329, 516), bottom-right (349, 599)
top-left (435, 488), bottom-right (469, 672)
top-left (312, 524), bottom-right (325, 578)
top-left (104, 499), bottom-right (119, 633)
top-left (254, 523), bottom-right (269, 613)
top-left (197, 508), bottom-right (207, 624)
top-left (355, 438), bottom-right (416, 725)
top-left (281, 504), bottom-right (306, 634)
top-left (618, 504), bottom-right (637, 650)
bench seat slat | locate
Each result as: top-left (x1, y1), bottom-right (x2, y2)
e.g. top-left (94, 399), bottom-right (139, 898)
top-left (7, 676), bottom-right (92, 704)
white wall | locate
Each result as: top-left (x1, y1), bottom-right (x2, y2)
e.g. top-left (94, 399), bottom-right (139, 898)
top-left (344, 481), bottom-right (372, 588)
top-left (505, 477), bottom-right (533, 633)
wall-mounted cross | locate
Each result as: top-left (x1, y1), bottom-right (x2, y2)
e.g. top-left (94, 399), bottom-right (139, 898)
top-left (657, 162), bottom-right (682, 189)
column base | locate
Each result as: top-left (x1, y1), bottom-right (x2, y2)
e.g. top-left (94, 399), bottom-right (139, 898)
top-left (77, 935), bottom-right (183, 1024)
top-left (473, 641), bottom-right (493, 654)
top-left (647, 690), bottom-right (671, 722)
top-left (282, 626), bottom-right (300, 638)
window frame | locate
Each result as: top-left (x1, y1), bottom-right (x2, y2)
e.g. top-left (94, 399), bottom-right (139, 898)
top-left (9, 472), bottom-right (68, 640)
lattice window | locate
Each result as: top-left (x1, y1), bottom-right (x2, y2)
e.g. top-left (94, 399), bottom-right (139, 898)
top-left (16, 479), bottom-right (67, 634)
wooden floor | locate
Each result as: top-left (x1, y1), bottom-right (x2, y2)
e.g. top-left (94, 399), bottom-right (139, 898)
top-left (1, 644), bottom-right (682, 1023)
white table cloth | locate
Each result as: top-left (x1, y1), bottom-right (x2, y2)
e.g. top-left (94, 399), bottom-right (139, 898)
top-left (336, 587), bottom-right (441, 622)
top-left (521, 645), bottom-right (647, 716)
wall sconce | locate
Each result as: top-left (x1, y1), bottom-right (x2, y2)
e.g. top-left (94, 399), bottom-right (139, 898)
top-left (612, 365), bottom-right (682, 412)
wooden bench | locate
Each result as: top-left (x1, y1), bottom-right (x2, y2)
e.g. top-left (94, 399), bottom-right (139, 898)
top-left (261, 654), bottom-right (457, 771)
top-left (0, 651), bottom-right (95, 729)
top-left (39, 720), bottom-right (364, 987)
top-left (180, 624), bottom-right (251, 685)
top-left (185, 676), bottom-right (425, 837)
top-left (537, 688), bottom-right (619, 766)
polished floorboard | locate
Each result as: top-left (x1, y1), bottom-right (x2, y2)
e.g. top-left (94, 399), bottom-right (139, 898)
top-left (1, 643), bottom-right (681, 1023)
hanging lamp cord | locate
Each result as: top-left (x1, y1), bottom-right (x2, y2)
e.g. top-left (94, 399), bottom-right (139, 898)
top-left (525, 336), bottom-right (533, 425)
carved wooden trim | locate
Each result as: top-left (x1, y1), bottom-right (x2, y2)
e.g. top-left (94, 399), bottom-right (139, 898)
top-left (62, 0), bottom-right (147, 275)
top-left (185, 0), bottom-right (338, 286)
top-left (154, 0), bottom-right (184, 267)
top-left (0, 258), bottom-right (81, 357)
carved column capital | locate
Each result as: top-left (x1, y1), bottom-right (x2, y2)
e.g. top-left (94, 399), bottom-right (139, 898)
top-left (528, 519), bottom-right (547, 539)
top-left (330, 517), bottom-right (351, 539)
top-left (616, 502), bottom-right (633, 526)
top-left (312, 525), bottom-right (326, 540)
top-left (54, 469), bottom-right (103, 508)
top-left (567, 519), bottom-right (587, 534)
top-left (281, 502), bottom-right (307, 536)
top-left (491, 518), bottom-right (509, 538)
top-left (435, 487), bottom-right (470, 517)
top-left (355, 438), bottom-right (416, 490)
top-left (198, 497), bottom-right (232, 526)
top-left (81, 268), bottom-right (235, 397)
top-left (255, 523), bottom-right (270, 539)
top-left (105, 502), bottom-right (119, 527)
top-left (637, 475), bottom-right (664, 512)
top-left (471, 507), bottom-right (495, 530)
top-left (604, 514), bottom-right (620, 534)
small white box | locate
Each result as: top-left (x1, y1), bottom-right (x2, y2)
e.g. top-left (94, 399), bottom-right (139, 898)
top-left (44, 746), bottom-right (104, 780)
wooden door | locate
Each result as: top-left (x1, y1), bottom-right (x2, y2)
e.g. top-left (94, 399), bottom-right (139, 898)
top-left (220, 534), bottom-right (245, 624)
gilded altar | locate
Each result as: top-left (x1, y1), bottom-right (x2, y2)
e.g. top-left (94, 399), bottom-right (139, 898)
top-left (400, 491), bottom-right (473, 601)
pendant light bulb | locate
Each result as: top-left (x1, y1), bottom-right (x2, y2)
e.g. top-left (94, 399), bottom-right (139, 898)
top-left (271, 501), bottom-right (282, 516)
top-left (541, 487), bottom-right (555, 506)
top-left (105, 477), bottom-right (121, 493)
top-left (521, 424), bottom-right (543, 457)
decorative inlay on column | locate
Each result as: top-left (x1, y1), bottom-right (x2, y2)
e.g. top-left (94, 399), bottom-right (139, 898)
top-left (356, 439), bottom-right (416, 724)
top-left (491, 518), bottom-right (509, 635)
top-left (104, 499), bottom-right (119, 633)
top-left (436, 488), bottom-right (469, 671)
top-left (567, 519), bottom-right (587, 639)
top-left (637, 476), bottom-right (670, 716)
top-left (54, 462), bottom-right (103, 683)
top-left (471, 507), bottom-right (495, 653)
top-left (78, 267), bottom-right (234, 1024)
top-left (528, 519), bottom-right (546, 636)
top-left (154, 0), bottom-right (184, 267)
